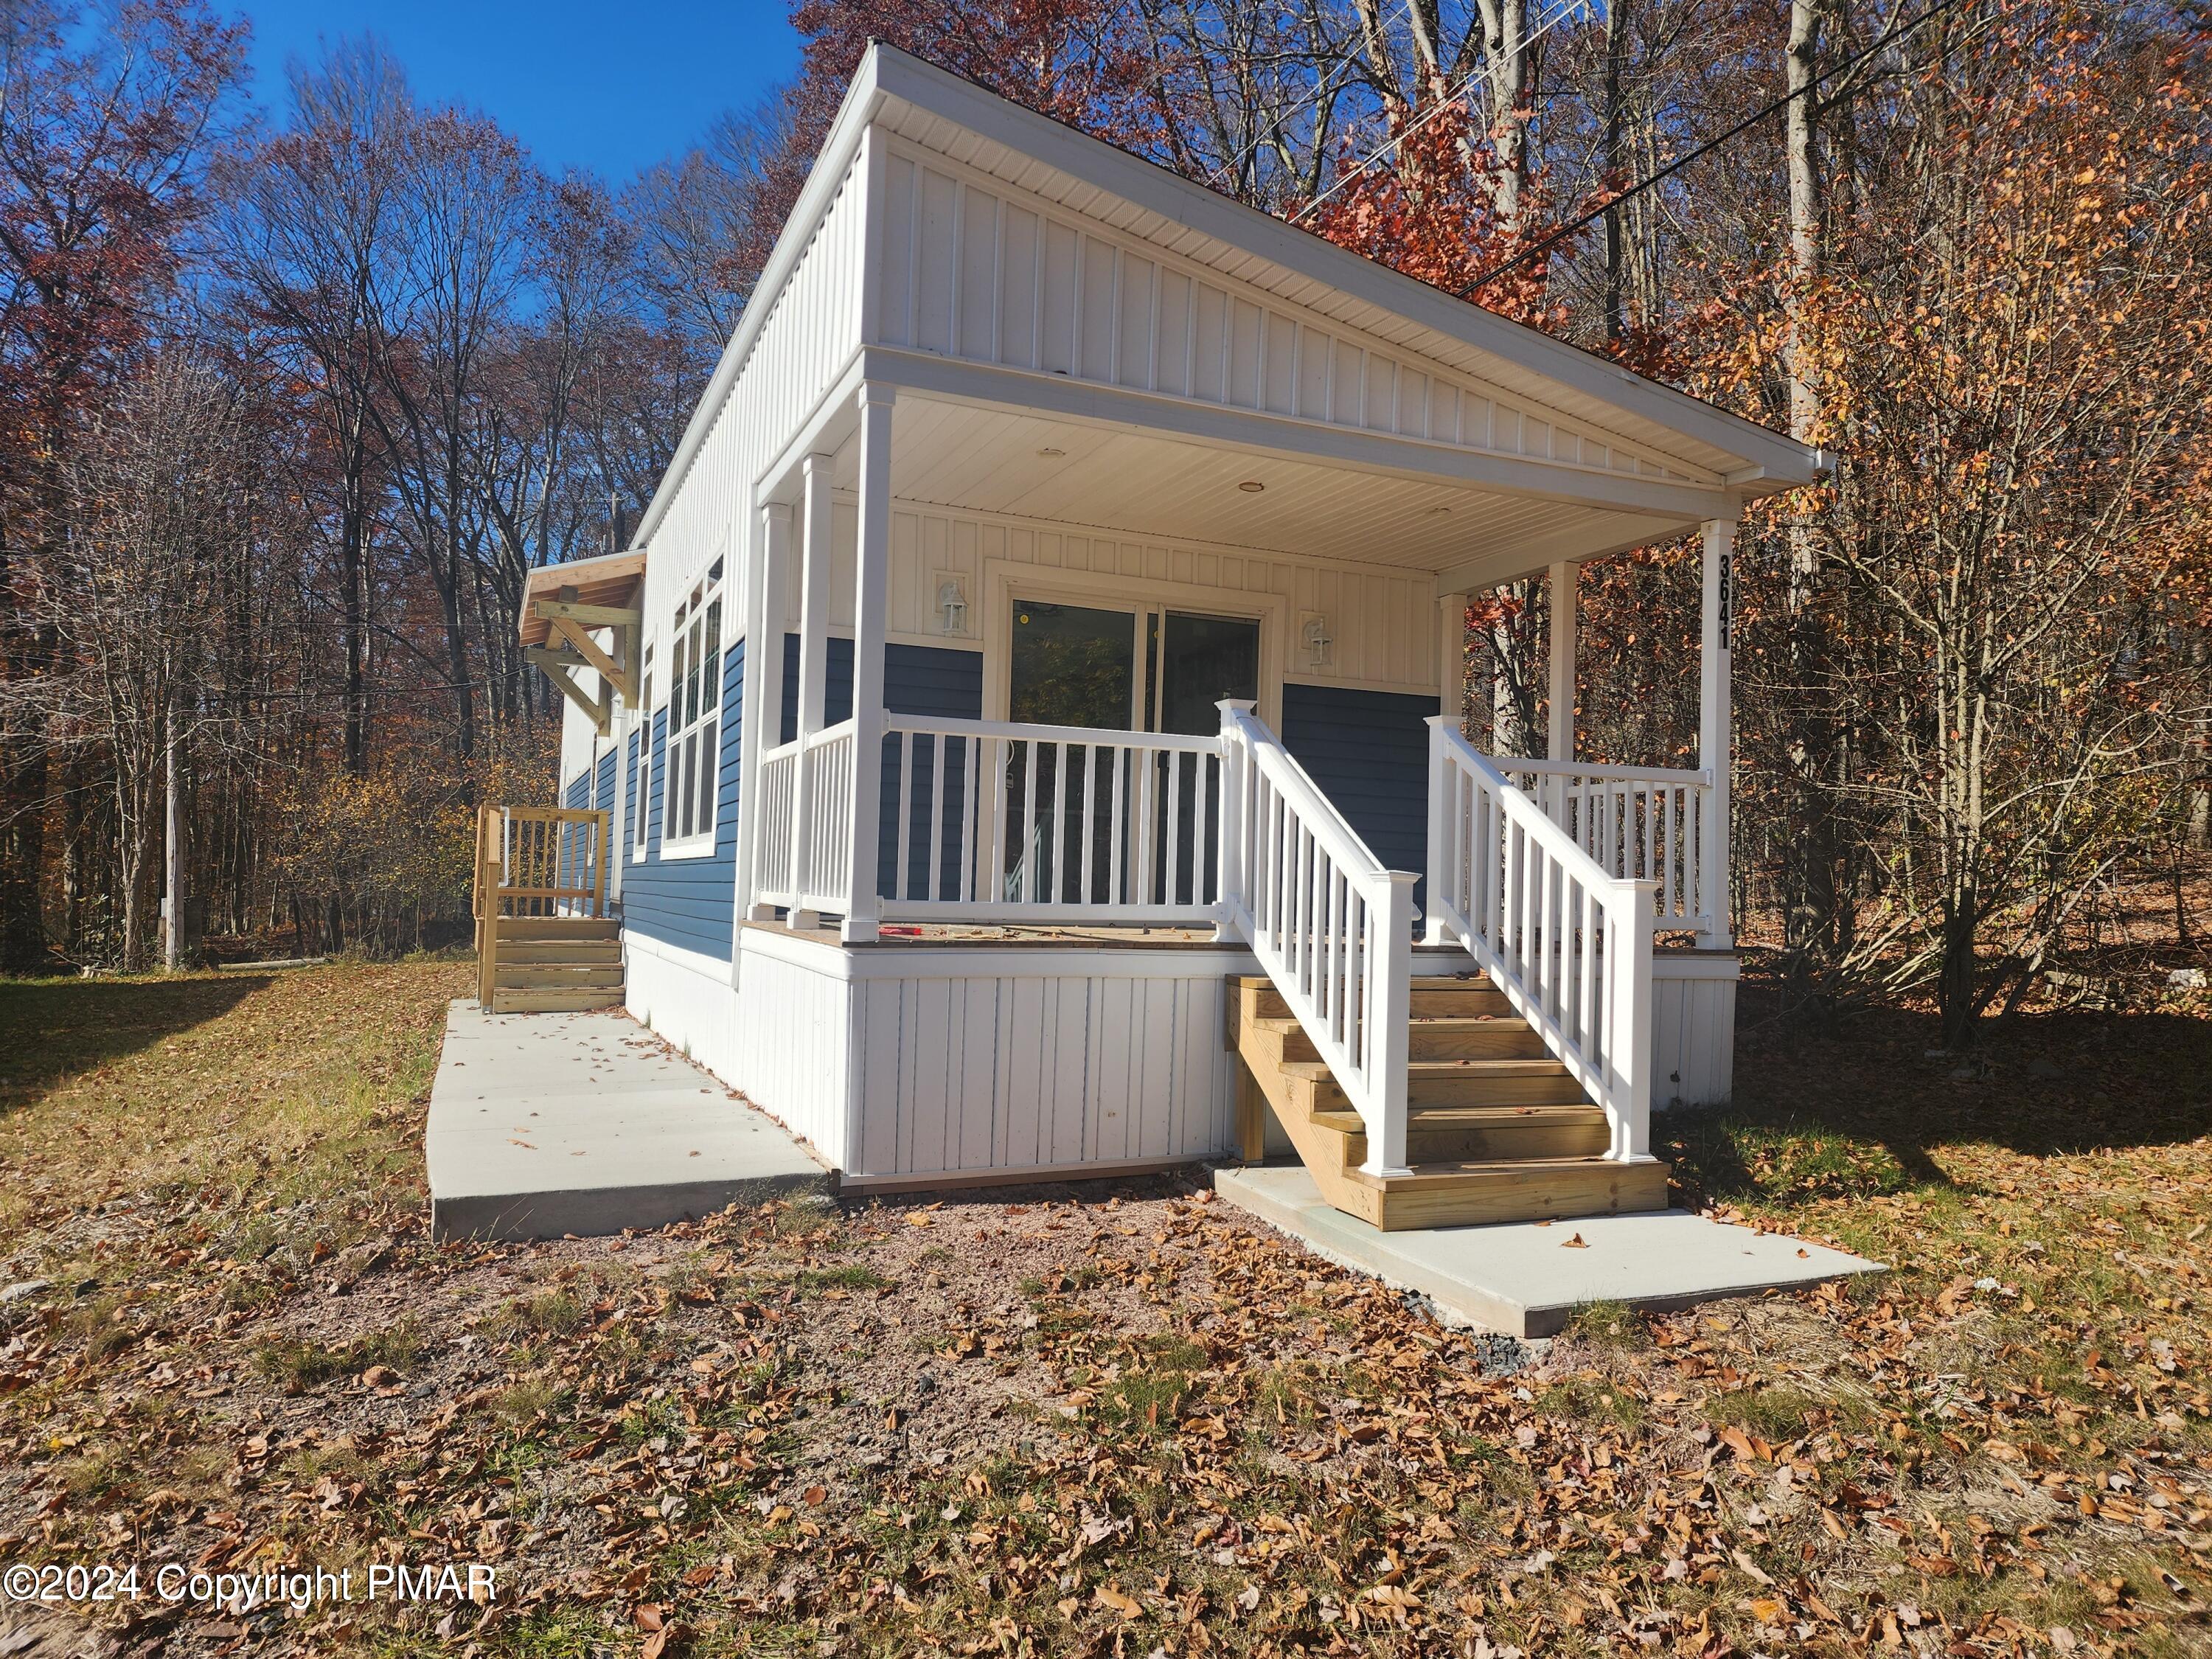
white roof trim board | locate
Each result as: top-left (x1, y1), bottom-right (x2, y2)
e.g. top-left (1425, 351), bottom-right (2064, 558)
top-left (635, 44), bottom-right (1821, 551)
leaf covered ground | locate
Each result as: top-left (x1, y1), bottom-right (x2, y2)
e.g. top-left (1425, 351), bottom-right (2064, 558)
top-left (0, 962), bottom-right (2207, 1658)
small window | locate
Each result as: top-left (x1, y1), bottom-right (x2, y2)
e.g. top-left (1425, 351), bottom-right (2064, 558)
top-left (663, 571), bottom-right (723, 850)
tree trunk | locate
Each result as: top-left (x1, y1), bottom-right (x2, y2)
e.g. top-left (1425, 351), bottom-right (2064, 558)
top-left (1780, 0), bottom-right (1837, 1021)
top-left (1601, 0), bottom-right (1631, 344)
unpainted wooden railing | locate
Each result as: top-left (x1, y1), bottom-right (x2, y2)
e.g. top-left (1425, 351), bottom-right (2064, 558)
top-left (1423, 722), bottom-right (1656, 1162)
top-left (473, 806), bottom-right (611, 1007)
top-left (1218, 701), bottom-right (1416, 1177)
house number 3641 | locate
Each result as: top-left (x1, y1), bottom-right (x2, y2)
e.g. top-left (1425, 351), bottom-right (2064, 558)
top-left (1717, 548), bottom-right (1733, 652)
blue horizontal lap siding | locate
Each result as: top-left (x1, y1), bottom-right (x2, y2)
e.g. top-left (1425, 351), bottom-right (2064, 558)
top-left (619, 640), bottom-right (745, 961)
top-left (1279, 683), bottom-right (1439, 914)
top-left (776, 636), bottom-right (984, 901)
top-left (560, 770), bottom-right (593, 894)
top-left (594, 750), bottom-right (616, 812)
top-left (879, 645), bottom-right (984, 900)
top-left (779, 633), bottom-right (855, 742)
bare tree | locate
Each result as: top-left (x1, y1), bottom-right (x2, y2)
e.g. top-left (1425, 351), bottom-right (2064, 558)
top-left (33, 351), bottom-right (243, 968)
top-left (220, 39), bottom-right (414, 778)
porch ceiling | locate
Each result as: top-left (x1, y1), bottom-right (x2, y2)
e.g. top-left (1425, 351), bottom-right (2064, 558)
top-left (849, 394), bottom-right (1699, 583)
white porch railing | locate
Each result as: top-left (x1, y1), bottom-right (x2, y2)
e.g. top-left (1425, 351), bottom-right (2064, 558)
top-left (1495, 758), bottom-right (1715, 936)
top-left (877, 715), bottom-right (1227, 923)
top-left (1425, 720), bottom-right (1657, 1161)
top-left (1219, 703), bottom-right (1416, 1177)
top-left (755, 719), bottom-right (856, 915)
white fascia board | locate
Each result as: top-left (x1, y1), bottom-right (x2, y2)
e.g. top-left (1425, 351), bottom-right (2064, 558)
top-left (633, 55), bottom-right (891, 549)
top-left (866, 46), bottom-right (1820, 489)
top-left (866, 347), bottom-right (1737, 521)
top-left (1434, 512), bottom-right (1705, 590)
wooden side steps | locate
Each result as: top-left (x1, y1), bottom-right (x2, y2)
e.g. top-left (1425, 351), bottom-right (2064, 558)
top-left (1228, 973), bottom-right (1669, 1231)
top-left (487, 917), bottom-right (625, 1013)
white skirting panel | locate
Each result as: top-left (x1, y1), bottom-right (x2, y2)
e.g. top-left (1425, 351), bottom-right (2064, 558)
top-left (623, 934), bottom-right (742, 1084)
top-left (849, 959), bottom-right (1245, 1180)
top-left (721, 931), bottom-right (1259, 1184)
top-left (727, 929), bottom-right (855, 1170)
top-left (1652, 950), bottom-right (1739, 1107)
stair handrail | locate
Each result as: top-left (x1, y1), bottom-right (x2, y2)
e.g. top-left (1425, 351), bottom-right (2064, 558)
top-left (1424, 720), bottom-right (1657, 1162)
top-left (1217, 701), bottom-right (1417, 1177)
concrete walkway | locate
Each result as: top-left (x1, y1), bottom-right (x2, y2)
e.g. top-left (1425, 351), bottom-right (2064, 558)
top-left (1216, 1164), bottom-right (1881, 1337)
top-left (426, 1001), bottom-right (825, 1240)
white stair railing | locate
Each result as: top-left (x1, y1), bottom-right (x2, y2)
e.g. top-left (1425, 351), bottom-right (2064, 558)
top-left (1425, 720), bottom-right (1658, 1163)
top-left (1493, 758), bottom-right (1715, 937)
top-left (1218, 701), bottom-right (1417, 1178)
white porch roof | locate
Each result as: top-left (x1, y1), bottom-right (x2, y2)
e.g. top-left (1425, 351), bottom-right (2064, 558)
top-left (636, 45), bottom-right (1822, 588)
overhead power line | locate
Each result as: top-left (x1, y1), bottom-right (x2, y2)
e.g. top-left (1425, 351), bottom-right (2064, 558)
top-left (1457, 0), bottom-right (1978, 296)
top-left (1290, 0), bottom-right (1590, 226)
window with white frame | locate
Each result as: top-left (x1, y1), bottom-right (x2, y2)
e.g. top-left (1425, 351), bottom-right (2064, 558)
top-left (661, 561), bottom-right (724, 851)
top-left (630, 644), bottom-right (653, 856)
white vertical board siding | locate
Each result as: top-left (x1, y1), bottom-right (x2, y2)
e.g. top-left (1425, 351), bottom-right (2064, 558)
top-left (1652, 953), bottom-right (1738, 1107)
top-left (872, 142), bottom-right (1697, 487)
top-left (727, 933), bottom-right (855, 1169)
top-left (846, 951), bottom-right (1245, 1180)
top-left (799, 498), bottom-right (1440, 695)
top-left (639, 153), bottom-right (867, 672)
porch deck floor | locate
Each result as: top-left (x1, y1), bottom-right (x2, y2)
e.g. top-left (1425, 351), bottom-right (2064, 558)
top-left (1214, 1164), bottom-right (1882, 1338)
top-left (425, 1001), bottom-right (827, 1240)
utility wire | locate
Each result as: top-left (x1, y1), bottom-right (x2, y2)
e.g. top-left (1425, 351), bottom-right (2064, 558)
top-left (1458, 0), bottom-right (1976, 296)
top-left (1290, 0), bottom-right (1590, 226)
top-left (1202, 0), bottom-right (1416, 192)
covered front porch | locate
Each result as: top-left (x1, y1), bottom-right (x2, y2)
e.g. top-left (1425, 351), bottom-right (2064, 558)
top-left (709, 367), bottom-right (1754, 1228)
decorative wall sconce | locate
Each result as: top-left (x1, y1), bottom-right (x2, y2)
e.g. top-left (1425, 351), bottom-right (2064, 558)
top-left (1299, 611), bottom-right (1334, 670)
top-left (934, 572), bottom-right (969, 636)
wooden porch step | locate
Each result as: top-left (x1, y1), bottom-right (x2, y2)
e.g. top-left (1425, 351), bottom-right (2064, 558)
top-left (1228, 969), bottom-right (1666, 1233)
top-left (496, 916), bottom-right (619, 941)
top-left (494, 965), bottom-right (625, 990)
top-left (1248, 1012), bottom-right (1547, 1063)
top-left (497, 941), bottom-right (622, 965)
top-left (1341, 1155), bottom-right (1669, 1231)
top-left (1280, 1057), bottom-right (1587, 1111)
top-left (490, 987), bottom-right (626, 1014)
top-left (1311, 1102), bottom-right (1610, 1164)
top-left (1238, 982), bottom-right (1510, 1021)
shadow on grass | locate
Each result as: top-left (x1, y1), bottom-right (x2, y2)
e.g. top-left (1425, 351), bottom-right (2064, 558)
top-left (1663, 985), bottom-right (2212, 1211)
top-left (0, 973), bottom-right (268, 1121)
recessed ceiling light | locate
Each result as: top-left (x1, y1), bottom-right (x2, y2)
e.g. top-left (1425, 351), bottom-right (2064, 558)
top-left (1237, 480), bottom-right (1265, 493)
top-left (1037, 446), bottom-right (1065, 459)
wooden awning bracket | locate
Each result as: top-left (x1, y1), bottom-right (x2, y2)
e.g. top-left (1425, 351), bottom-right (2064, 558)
top-left (526, 645), bottom-right (615, 736)
top-left (528, 588), bottom-right (641, 715)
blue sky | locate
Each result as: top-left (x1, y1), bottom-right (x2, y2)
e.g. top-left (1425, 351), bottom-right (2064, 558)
top-left (243, 0), bottom-right (803, 181)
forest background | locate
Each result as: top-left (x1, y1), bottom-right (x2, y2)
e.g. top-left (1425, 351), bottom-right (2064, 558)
top-left (1, 0), bottom-right (2205, 1046)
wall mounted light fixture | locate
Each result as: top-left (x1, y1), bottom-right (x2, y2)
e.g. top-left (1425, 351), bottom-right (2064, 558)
top-left (1299, 611), bottom-right (1334, 669)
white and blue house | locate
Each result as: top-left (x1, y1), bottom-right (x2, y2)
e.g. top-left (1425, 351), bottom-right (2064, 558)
top-left (522, 45), bottom-right (1820, 1230)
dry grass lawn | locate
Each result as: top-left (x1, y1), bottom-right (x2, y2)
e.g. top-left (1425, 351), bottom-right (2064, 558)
top-left (0, 961), bottom-right (2207, 1658)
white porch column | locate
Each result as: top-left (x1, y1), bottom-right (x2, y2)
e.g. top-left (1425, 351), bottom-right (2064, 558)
top-left (1547, 560), bottom-right (1578, 763)
top-left (742, 501), bottom-right (792, 922)
top-left (842, 384), bottom-right (894, 944)
top-left (1698, 515), bottom-right (1737, 945)
top-left (787, 453), bottom-right (835, 931)
top-left (1437, 590), bottom-right (1467, 734)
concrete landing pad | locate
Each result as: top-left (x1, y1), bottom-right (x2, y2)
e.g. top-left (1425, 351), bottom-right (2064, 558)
top-left (1215, 1164), bottom-right (1882, 1337)
top-left (427, 1001), bottom-right (826, 1240)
